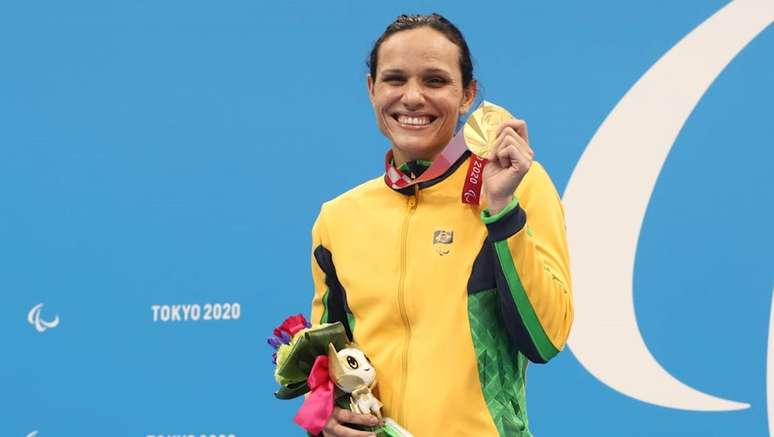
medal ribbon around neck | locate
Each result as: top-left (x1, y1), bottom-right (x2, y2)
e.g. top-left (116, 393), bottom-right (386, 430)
top-left (383, 126), bottom-right (469, 190)
top-left (382, 101), bottom-right (515, 205)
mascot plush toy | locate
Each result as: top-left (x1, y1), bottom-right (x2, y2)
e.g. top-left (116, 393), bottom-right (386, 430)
top-left (328, 343), bottom-right (383, 419)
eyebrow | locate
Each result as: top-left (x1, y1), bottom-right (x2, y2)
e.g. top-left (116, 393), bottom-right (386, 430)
top-left (380, 69), bottom-right (405, 76)
top-left (423, 68), bottom-right (452, 76)
top-left (380, 68), bottom-right (452, 76)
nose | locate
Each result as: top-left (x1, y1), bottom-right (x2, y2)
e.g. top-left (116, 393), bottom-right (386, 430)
top-left (401, 79), bottom-right (425, 109)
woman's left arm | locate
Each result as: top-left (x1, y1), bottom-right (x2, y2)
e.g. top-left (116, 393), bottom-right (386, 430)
top-left (482, 120), bottom-right (574, 364)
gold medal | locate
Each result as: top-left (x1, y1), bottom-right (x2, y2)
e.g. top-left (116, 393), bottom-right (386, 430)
top-left (463, 101), bottom-right (515, 157)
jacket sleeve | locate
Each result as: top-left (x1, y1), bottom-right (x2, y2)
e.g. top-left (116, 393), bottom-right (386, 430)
top-left (481, 162), bottom-right (573, 363)
top-left (309, 205), bottom-right (355, 340)
top-left (310, 208), bottom-right (329, 327)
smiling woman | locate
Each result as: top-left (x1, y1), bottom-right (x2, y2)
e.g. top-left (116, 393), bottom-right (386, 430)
top-left (308, 13), bottom-right (573, 437)
top-left (366, 22), bottom-right (476, 165)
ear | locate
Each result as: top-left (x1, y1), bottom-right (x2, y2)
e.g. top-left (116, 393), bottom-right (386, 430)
top-left (367, 74), bottom-right (376, 107)
top-left (328, 343), bottom-right (346, 384)
top-left (460, 79), bottom-right (478, 114)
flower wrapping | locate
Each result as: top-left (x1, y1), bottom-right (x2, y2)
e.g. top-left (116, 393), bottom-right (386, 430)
top-left (293, 355), bottom-right (334, 435)
top-left (270, 316), bottom-right (349, 400)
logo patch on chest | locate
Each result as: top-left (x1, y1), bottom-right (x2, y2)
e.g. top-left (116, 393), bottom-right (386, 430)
top-left (432, 229), bottom-right (454, 256)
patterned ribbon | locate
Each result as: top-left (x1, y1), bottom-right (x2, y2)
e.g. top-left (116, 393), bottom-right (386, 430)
top-left (383, 125), bottom-right (469, 190)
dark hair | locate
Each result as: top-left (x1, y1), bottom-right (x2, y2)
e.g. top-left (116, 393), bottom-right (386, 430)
top-left (367, 13), bottom-right (474, 88)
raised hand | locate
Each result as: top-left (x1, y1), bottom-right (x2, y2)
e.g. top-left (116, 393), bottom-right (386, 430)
top-left (482, 118), bottom-right (534, 214)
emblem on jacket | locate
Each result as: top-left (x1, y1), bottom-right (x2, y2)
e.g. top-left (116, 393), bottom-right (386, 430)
top-left (433, 230), bottom-right (454, 256)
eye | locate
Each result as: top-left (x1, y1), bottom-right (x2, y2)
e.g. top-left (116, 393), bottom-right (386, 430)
top-left (426, 76), bottom-right (447, 87)
top-left (346, 355), bottom-right (359, 369)
top-left (382, 74), bottom-right (405, 85)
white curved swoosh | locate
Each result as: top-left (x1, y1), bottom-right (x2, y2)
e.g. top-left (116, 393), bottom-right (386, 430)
top-left (40, 314), bottom-right (59, 330)
top-left (564, 0), bottom-right (773, 411)
top-left (27, 303), bottom-right (43, 325)
top-left (34, 317), bottom-right (47, 333)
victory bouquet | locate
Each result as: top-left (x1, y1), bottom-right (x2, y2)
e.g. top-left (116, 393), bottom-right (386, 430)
top-left (268, 314), bottom-right (412, 437)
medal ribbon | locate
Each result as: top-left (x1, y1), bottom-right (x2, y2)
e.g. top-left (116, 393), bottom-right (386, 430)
top-left (383, 128), bottom-right (468, 190)
top-left (383, 102), bottom-right (496, 205)
top-left (461, 154), bottom-right (487, 205)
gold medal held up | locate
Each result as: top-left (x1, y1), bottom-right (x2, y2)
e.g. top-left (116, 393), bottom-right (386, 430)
top-left (463, 101), bottom-right (515, 158)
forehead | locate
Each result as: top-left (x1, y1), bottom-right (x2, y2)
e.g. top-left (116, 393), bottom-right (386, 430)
top-left (377, 27), bottom-right (460, 74)
top-left (339, 348), bottom-right (366, 358)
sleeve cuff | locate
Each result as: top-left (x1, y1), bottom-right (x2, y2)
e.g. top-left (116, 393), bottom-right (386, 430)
top-left (481, 196), bottom-right (526, 241)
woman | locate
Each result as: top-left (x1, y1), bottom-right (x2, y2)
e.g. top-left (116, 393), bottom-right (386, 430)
top-left (310, 14), bottom-right (573, 437)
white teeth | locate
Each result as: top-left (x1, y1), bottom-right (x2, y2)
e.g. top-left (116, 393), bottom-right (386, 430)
top-left (397, 115), bottom-right (432, 126)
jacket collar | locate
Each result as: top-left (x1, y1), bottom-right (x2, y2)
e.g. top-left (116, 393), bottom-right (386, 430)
top-left (389, 150), bottom-right (471, 196)
top-left (393, 158), bottom-right (433, 179)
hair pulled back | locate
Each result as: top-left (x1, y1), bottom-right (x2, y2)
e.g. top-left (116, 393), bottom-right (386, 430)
top-left (367, 13), bottom-right (474, 88)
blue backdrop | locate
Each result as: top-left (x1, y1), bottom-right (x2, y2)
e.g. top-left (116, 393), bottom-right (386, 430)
top-left (1, 1), bottom-right (771, 436)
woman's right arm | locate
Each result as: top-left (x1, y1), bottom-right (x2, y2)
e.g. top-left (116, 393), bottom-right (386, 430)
top-left (310, 206), bottom-right (355, 339)
top-left (310, 210), bottom-right (329, 326)
top-left (310, 209), bottom-right (377, 437)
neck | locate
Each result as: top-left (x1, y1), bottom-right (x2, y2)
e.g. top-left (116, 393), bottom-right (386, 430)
top-left (391, 148), bottom-right (436, 167)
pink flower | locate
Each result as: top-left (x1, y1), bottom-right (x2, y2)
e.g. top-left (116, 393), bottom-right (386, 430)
top-left (274, 313), bottom-right (310, 338)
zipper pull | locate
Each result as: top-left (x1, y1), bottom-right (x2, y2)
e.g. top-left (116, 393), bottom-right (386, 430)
top-left (407, 185), bottom-right (419, 208)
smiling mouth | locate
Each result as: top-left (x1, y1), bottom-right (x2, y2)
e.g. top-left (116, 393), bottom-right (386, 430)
top-left (392, 113), bottom-right (437, 127)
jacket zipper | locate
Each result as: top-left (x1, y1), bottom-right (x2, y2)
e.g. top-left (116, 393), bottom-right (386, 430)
top-left (396, 186), bottom-right (418, 425)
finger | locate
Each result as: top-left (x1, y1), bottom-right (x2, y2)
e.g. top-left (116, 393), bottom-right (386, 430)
top-left (335, 409), bottom-right (379, 427)
top-left (496, 136), bottom-right (527, 162)
top-left (497, 141), bottom-right (512, 168)
top-left (496, 126), bottom-right (533, 159)
top-left (495, 123), bottom-right (523, 145)
top-left (489, 136), bottom-right (512, 168)
top-left (487, 137), bottom-right (508, 168)
top-left (482, 145), bottom-right (499, 162)
top-left (496, 118), bottom-right (529, 144)
top-left (488, 128), bottom-right (514, 164)
top-left (330, 424), bottom-right (376, 437)
top-left (496, 142), bottom-right (530, 171)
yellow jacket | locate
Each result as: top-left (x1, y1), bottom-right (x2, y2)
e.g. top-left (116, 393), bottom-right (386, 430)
top-left (310, 153), bottom-right (573, 436)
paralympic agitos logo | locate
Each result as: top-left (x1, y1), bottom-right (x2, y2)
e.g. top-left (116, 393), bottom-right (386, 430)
top-left (562, 0), bottom-right (773, 432)
top-left (27, 304), bottom-right (59, 333)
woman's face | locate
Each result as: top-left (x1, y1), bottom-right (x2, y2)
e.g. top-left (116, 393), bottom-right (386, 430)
top-left (368, 27), bottom-right (476, 165)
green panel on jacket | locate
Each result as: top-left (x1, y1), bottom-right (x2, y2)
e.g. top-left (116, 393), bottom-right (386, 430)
top-left (468, 288), bottom-right (532, 437)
